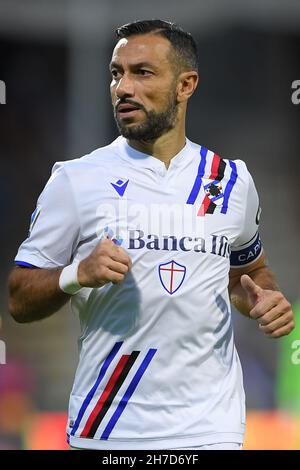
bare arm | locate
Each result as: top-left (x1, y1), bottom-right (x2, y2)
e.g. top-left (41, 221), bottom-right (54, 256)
top-left (229, 253), bottom-right (294, 338)
top-left (8, 266), bottom-right (70, 323)
top-left (229, 253), bottom-right (279, 315)
top-left (8, 238), bottom-right (132, 324)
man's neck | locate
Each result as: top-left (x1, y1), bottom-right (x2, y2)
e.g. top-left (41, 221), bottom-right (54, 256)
top-left (126, 126), bottom-right (186, 169)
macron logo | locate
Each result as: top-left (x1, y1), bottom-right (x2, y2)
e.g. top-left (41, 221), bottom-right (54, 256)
top-left (111, 179), bottom-right (129, 197)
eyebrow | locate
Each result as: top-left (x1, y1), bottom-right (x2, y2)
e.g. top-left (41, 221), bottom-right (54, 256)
top-left (109, 61), bottom-right (158, 71)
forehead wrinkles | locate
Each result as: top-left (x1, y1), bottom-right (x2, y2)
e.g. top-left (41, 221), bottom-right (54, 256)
top-left (112, 36), bottom-right (172, 69)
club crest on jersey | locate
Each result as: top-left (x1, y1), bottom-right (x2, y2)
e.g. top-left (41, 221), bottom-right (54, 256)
top-left (186, 149), bottom-right (238, 216)
top-left (158, 260), bottom-right (186, 295)
top-left (197, 178), bottom-right (225, 216)
top-left (203, 179), bottom-right (224, 206)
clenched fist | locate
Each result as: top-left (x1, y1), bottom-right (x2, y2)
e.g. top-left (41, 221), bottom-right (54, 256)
top-left (77, 238), bottom-right (132, 288)
top-left (240, 274), bottom-right (295, 338)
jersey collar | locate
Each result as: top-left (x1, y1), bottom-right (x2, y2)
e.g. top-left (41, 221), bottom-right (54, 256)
top-left (117, 136), bottom-right (193, 172)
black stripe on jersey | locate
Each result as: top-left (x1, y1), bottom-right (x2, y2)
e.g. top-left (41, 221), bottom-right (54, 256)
top-left (216, 159), bottom-right (226, 181)
top-left (206, 200), bottom-right (217, 214)
top-left (87, 351), bottom-right (140, 438)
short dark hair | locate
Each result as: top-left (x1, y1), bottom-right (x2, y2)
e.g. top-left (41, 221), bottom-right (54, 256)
top-left (115, 19), bottom-right (198, 74)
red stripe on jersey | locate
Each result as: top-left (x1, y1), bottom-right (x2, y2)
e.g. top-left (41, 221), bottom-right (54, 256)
top-left (209, 154), bottom-right (221, 180)
top-left (198, 194), bottom-right (211, 217)
top-left (81, 355), bottom-right (130, 437)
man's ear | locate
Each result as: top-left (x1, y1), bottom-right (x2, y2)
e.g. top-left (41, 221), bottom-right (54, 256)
top-left (176, 71), bottom-right (199, 103)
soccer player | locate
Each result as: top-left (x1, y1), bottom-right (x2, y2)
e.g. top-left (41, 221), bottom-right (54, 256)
top-left (8, 20), bottom-right (294, 450)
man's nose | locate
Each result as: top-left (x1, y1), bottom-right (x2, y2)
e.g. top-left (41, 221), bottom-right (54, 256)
top-left (115, 73), bottom-right (134, 98)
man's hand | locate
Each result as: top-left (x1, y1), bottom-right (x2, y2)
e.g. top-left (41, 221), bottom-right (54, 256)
top-left (240, 274), bottom-right (295, 338)
top-left (8, 238), bottom-right (132, 323)
top-left (77, 238), bottom-right (132, 288)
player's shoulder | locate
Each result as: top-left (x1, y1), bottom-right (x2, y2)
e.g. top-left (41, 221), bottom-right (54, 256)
top-left (188, 139), bottom-right (252, 186)
top-left (223, 157), bottom-right (251, 185)
top-left (50, 137), bottom-right (122, 176)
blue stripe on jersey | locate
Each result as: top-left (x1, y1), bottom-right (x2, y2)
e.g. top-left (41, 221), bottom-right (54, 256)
top-left (100, 348), bottom-right (157, 440)
top-left (71, 341), bottom-right (123, 436)
top-left (230, 232), bottom-right (262, 267)
top-left (220, 160), bottom-right (238, 214)
top-left (203, 179), bottom-right (220, 190)
top-left (211, 194), bottom-right (224, 202)
top-left (30, 206), bottom-right (39, 221)
top-left (186, 146), bottom-right (208, 205)
top-left (15, 261), bottom-right (38, 268)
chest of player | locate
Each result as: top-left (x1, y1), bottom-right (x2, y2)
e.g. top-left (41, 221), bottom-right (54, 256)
top-left (76, 163), bottom-right (243, 260)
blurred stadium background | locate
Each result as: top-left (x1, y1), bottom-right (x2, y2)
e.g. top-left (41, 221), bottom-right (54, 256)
top-left (0, 0), bottom-right (299, 450)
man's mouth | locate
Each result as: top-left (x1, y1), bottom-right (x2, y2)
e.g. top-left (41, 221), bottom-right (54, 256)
top-left (116, 103), bottom-right (142, 118)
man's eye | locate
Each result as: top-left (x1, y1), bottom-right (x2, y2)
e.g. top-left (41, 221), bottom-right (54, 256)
top-left (111, 70), bottom-right (120, 78)
top-left (138, 69), bottom-right (152, 76)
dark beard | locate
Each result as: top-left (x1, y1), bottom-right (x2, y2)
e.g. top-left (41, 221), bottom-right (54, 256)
top-left (114, 94), bottom-right (178, 142)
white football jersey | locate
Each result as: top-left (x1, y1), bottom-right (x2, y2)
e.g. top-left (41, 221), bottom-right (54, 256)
top-left (15, 137), bottom-right (263, 450)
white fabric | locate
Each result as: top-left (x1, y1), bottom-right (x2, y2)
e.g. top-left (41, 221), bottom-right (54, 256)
top-left (170, 442), bottom-right (242, 450)
top-left (15, 136), bottom-right (262, 450)
top-left (71, 442), bottom-right (242, 450)
top-left (231, 171), bottom-right (260, 248)
top-left (59, 262), bottom-right (82, 295)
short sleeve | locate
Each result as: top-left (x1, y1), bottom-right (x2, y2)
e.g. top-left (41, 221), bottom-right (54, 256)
top-left (15, 163), bottom-right (80, 269)
top-left (230, 169), bottom-right (263, 268)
